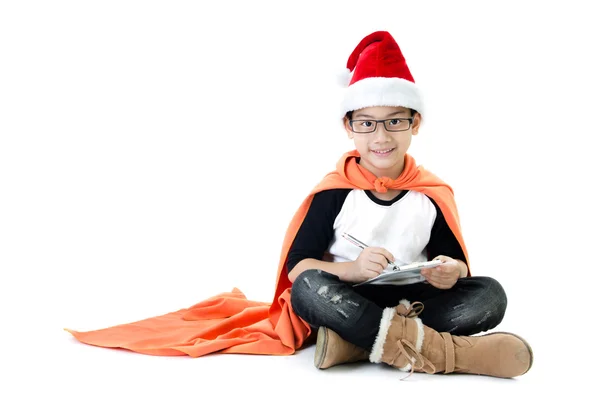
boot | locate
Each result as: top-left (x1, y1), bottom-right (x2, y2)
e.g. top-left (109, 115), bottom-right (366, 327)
top-left (369, 304), bottom-right (533, 378)
top-left (314, 326), bottom-right (370, 369)
top-left (313, 300), bottom-right (423, 369)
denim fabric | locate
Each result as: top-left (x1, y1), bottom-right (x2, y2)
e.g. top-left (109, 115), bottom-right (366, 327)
top-left (290, 269), bottom-right (507, 351)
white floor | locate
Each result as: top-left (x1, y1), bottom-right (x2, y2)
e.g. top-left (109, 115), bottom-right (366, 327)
top-left (2, 299), bottom-right (575, 397)
top-left (2, 2), bottom-right (598, 396)
top-left (58, 341), bottom-right (539, 396)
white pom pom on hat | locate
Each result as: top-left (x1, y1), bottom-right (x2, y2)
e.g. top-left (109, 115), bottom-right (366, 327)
top-left (337, 68), bottom-right (352, 88)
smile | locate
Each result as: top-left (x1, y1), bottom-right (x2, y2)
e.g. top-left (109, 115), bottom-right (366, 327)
top-left (372, 148), bottom-right (395, 155)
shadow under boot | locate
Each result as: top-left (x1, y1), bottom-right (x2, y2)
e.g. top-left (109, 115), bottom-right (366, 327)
top-left (369, 305), bottom-right (533, 378)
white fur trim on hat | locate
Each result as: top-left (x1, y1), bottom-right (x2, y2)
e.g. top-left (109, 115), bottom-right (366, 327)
top-left (340, 77), bottom-right (424, 117)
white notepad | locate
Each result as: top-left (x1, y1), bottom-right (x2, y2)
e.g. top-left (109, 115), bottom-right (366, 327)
top-left (352, 259), bottom-right (442, 286)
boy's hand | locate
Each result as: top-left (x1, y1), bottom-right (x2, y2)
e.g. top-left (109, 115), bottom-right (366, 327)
top-left (420, 255), bottom-right (464, 289)
top-left (344, 247), bottom-right (394, 283)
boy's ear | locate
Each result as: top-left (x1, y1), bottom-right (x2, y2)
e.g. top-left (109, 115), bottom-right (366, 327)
top-left (411, 112), bottom-right (422, 136)
top-left (343, 118), bottom-right (354, 139)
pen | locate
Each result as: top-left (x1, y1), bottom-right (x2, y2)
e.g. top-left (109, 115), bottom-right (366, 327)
top-left (341, 232), bottom-right (400, 270)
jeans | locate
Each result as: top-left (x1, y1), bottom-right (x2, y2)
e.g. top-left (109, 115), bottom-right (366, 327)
top-left (290, 269), bottom-right (507, 351)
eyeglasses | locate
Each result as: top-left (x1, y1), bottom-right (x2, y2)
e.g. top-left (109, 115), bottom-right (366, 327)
top-left (348, 117), bottom-right (414, 133)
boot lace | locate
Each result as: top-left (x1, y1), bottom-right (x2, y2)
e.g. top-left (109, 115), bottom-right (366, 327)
top-left (393, 339), bottom-right (436, 380)
top-left (393, 301), bottom-right (434, 380)
top-left (398, 301), bottom-right (424, 318)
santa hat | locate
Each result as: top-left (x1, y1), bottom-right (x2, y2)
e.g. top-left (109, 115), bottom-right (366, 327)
top-left (339, 31), bottom-right (424, 118)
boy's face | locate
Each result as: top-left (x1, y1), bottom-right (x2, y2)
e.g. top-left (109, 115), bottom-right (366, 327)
top-left (344, 106), bottom-right (421, 178)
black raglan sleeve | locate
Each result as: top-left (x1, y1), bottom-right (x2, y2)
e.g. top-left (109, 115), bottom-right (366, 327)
top-left (285, 189), bottom-right (351, 274)
top-left (425, 198), bottom-right (467, 263)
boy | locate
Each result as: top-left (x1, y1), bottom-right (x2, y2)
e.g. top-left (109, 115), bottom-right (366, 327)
top-left (286, 31), bottom-right (533, 377)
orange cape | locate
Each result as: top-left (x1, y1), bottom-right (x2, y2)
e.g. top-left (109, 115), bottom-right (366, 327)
top-left (66, 150), bottom-right (470, 357)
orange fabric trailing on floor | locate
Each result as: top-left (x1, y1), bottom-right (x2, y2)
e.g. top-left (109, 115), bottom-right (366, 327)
top-left (66, 150), bottom-right (470, 357)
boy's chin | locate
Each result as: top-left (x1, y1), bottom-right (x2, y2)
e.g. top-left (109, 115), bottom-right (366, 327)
top-left (363, 155), bottom-right (404, 173)
top-left (367, 151), bottom-right (402, 164)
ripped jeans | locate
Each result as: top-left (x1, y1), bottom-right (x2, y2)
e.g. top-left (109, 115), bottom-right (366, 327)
top-left (290, 269), bottom-right (507, 351)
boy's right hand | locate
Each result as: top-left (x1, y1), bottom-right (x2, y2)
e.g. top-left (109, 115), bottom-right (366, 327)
top-left (344, 247), bottom-right (394, 283)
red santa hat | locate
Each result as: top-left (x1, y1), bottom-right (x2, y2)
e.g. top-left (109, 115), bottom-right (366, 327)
top-left (339, 31), bottom-right (424, 117)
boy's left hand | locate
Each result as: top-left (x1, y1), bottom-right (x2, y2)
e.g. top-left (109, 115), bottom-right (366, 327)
top-left (420, 255), bottom-right (464, 289)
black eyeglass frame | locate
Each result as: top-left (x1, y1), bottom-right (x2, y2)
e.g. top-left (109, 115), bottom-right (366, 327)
top-left (348, 117), bottom-right (414, 133)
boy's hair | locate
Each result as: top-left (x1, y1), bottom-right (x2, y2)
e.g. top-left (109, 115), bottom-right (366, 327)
top-left (345, 109), bottom-right (417, 120)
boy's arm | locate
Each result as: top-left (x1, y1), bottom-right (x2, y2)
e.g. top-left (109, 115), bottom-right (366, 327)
top-left (426, 198), bottom-right (469, 278)
top-left (456, 259), bottom-right (469, 277)
top-left (288, 258), bottom-right (353, 283)
top-left (286, 189), bottom-right (351, 283)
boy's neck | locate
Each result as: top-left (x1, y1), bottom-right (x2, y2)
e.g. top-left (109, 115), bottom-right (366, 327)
top-left (365, 157), bottom-right (406, 201)
top-left (369, 159), bottom-right (406, 181)
top-left (356, 153), bottom-right (407, 181)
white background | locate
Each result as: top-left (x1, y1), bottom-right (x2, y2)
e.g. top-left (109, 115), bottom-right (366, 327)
top-left (1, 1), bottom-right (598, 395)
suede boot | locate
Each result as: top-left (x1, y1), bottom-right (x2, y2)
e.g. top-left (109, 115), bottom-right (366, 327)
top-left (314, 326), bottom-right (370, 369)
top-left (369, 304), bottom-right (533, 378)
